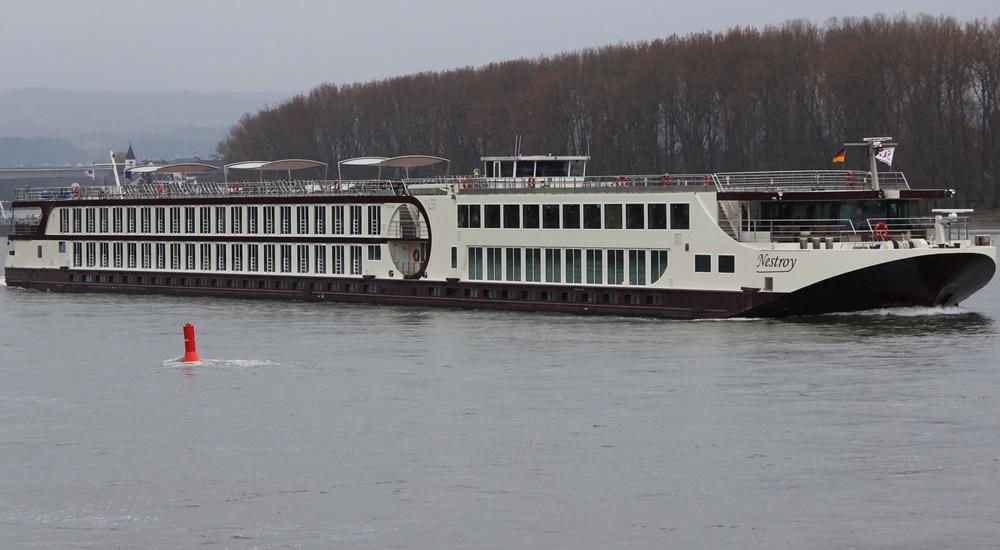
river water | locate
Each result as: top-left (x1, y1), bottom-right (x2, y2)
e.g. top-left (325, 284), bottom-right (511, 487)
top-left (2, 237), bottom-right (1000, 549)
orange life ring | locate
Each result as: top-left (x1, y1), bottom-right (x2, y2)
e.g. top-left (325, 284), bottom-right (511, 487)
top-left (660, 174), bottom-right (671, 187)
top-left (462, 176), bottom-right (471, 189)
top-left (154, 183), bottom-right (164, 197)
top-left (616, 175), bottom-right (628, 187)
top-left (873, 221), bottom-right (890, 241)
top-left (230, 181), bottom-right (240, 193)
top-left (527, 177), bottom-right (536, 188)
top-left (333, 180), bottom-right (341, 192)
top-left (412, 249), bottom-right (421, 262)
top-left (702, 174), bottom-right (712, 187)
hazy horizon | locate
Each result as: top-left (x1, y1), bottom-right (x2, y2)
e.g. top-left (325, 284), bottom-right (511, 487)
top-left (2, 0), bottom-right (998, 94)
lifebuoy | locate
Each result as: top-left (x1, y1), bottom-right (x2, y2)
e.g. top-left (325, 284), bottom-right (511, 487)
top-left (845, 170), bottom-right (854, 187)
top-left (873, 221), bottom-right (890, 241)
top-left (616, 175), bottom-right (628, 187)
top-left (230, 181), bottom-right (241, 193)
top-left (660, 174), bottom-right (671, 187)
top-left (702, 174), bottom-right (711, 187)
top-left (412, 249), bottom-right (421, 262)
top-left (333, 180), bottom-right (341, 192)
top-left (462, 176), bottom-right (471, 189)
top-left (527, 177), bottom-right (536, 188)
top-left (72, 186), bottom-right (81, 198)
top-left (154, 183), bottom-right (164, 197)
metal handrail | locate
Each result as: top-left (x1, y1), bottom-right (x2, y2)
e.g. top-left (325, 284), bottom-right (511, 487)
top-left (716, 170), bottom-right (909, 191)
top-left (405, 173), bottom-right (724, 191)
top-left (13, 179), bottom-right (404, 202)
top-left (740, 216), bottom-right (963, 243)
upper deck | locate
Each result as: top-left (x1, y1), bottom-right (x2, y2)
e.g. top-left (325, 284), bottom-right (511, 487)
top-left (12, 169), bottom-right (912, 204)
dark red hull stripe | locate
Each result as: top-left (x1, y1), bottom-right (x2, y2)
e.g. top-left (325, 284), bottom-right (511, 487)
top-left (3, 267), bottom-right (778, 319)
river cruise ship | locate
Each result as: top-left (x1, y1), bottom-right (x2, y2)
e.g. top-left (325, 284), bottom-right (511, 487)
top-left (4, 139), bottom-right (996, 318)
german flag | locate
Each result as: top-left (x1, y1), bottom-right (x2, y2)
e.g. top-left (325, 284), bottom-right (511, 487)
top-left (831, 147), bottom-right (846, 163)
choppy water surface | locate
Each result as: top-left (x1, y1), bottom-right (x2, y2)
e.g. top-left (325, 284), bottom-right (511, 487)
top-left (2, 241), bottom-right (1000, 549)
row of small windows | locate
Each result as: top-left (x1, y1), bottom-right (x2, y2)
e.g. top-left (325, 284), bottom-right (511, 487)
top-left (68, 272), bottom-right (379, 294)
top-left (58, 205), bottom-right (381, 237)
top-left (458, 246), bottom-right (671, 286)
top-left (69, 241), bottom-right (383, 276)
top-left (428, 285), bottom-right (670, 306)
top-left (457, 203), bottom-right (690, 230)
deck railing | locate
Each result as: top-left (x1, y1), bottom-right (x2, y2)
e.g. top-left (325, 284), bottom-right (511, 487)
top-left (405, 174), bottom-right (724, 191)
top-left (740, 216), bottom-right (964, 243)
top-left (716, 170), bottom-right (908, 191)
top-left (13, 179), bottom-right (404, 202)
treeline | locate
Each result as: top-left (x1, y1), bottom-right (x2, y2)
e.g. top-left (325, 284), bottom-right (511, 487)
top-left (218, 15), bottom-right (1000, 207)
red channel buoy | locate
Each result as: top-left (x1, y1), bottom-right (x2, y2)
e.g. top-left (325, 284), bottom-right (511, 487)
top-left (181, 323), bottom-right (201, 362)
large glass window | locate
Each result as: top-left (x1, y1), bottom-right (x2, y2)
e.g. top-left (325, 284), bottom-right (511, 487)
top-left (186, 243), bottom-right (196, 270)
top-left (484, 205), bottom-right (501, 228)
top-left (583, 204), bottom-right (601, 229)
top-left (126, 208), bottom-right (136, 233)
top-left (651, 250), bottom-right (668, 283)
top-left (522, 205), bottom-right (540, 228)
top-left (566, 249), bottom-right (582, 284)
top-left (201, 243), bottom-right (211, 271)
top-left (542, 204), bottom-right (560, 229)
top-left (468, 247), bottom-right (483, 280)
top-left (648, 204), bottom-right (667, 229)
top-left (367, 205), bottom-right (382, 235)
top-left (349, 205), bottom-right (362, 235)
top-left (332, 245), bottom-right (344, 274)
top-left (486, 247), bottom-right (502, 280)
top-left (169, 207), bottom-right (180, 233)
top-left (626, 204), bottom-right (644, 229)
top-left (231, 244), bottom-right (243, 271)
top-left (99, 208), bottom-right (108, 233)
top-left (505, 247), bottom-right (521, 281)
top-left (155, 243), bottom-right (166, 269)
top-left (247, 244), bottom-right (258, 272)
top-left (215, 206), bottom-right (225, 234)
top-left (216, 243), bottom-right (227, 271)
top-left (184, 207), bottom-right (195, 234)
top-left (141, 208), bottom-right (151, 233)
top-left (59, 209), bottom-right (69, 233)
top-left (628, 250), bottom-right (647, 285)
top-left (608, 249), bottom-right (625, 285)
top-left (332, 205), bottom-right (344, 234)
top-left (604, 204), bottom-right (623, 229)
top-left (230, 206), bottom-right (242, 234)
top-left (297, 244), bottom-right (309, 273)
top-left (314, 206), bottom-right (326, 234)
top-left (199, 207), bottom-right (211, 234)
top-left (525, 248), bottom-right (541, 282)
top-left (247, 207), bottom-right (258, 234)
top-left (562, 205), bottom-right (581, 229)
top-left (297, 206), bottom-right (309, 235)
top-left (281, 206), bottom-right (292, 234)
top-left (315, 245), bottom-right (326, 273)
top-left (264, 244), bottom-right (275, 272)
top-left (544, 249), bottom-right (561, 282)
top-left (503, 204), bottom-right (520, 228)
top-left (86, 208), bottom-right (95, 233)
top-left (264, 206), bottom-right (275, 234)
top-left (281, 244), bottom-right (292, 273)
top-left (72, 208), bottom-right (82, 233)
top-left (586, 249), bottom-right (603, 284)
top-left (670, 203), bottom-right (690, 230)
top-left (113, 208), bottom-right (123, 233)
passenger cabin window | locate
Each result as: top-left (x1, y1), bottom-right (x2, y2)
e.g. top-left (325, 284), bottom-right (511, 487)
top-left (583, 205), bottom-right (601, 229)
top-left (562, 205), bottom-right (580, 229)
top-left (522, 205), bottom-right (540, 228)
top-left (604, 204), bottom-right (623, 229)
top-left (542, 204), bottom-right (560, 229)
top-left (695, 254), bottom-right (711, 273)
top-left (458, 205), bottom-right (481, 228)
top-left (503, 205), bottom-right (520, 228)
top-left (670, 204), bottom-right (690, 230)
top-left (719, 255), bottom-right (735, 273)
top-left (484, 205), bottom-right (501, 228)
top-left (626, 204), bottom-right (644, 229)
top-left (648, 204), bottom-right (667, 229)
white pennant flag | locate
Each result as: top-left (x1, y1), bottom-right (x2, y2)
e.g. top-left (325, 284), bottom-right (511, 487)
top-left (875, 147), bottom-right (895, 167)
top-left (83, 169), bottom-right (95, 180)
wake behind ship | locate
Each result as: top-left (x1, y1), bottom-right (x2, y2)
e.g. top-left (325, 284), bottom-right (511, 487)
top-left (4, 138), bottom-right (996, 318)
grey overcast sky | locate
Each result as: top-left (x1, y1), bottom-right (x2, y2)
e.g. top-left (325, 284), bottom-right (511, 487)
top-left (1, 0), bottom-right (998, 94)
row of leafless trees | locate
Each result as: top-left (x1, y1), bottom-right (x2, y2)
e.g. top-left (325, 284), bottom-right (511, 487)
top-left (218, 15), bottom-right (1000, 207)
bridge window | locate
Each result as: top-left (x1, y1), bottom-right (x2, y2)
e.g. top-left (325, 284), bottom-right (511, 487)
top-left (670, 204), bottom-right (690, 230)
top-left (562, 205), bottom-right (581, 229)
top-left (522, 205), bottom-right (540, 228)
top-left (584, 204), bottom-right (601, 229)
top-left (503, 205), bottom-right (520, 228)
top-left (626, 204), bottom-right (645, 229)
top-left (648, 204), bottom-right (667, 229)
top-left (542, 204), bottom-right (560, 229)
top-left (604, 204), bottom-right (623, 229)
top-left (484, 204), bottom-right (501, 228)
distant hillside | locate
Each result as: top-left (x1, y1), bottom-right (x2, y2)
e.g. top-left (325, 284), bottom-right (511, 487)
top-left (0, 88), bottom-right (290, 165)
top-left (219, 15), bottom-right (1000, 209)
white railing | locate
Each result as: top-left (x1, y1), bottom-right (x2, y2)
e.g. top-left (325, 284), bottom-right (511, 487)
top-left (739, 216), bottom-right (962, 243)
top-left (14, 179), bottom-right (404, 202)
top-left (405, 173), bottom-right (723, 191)
top-left (716, 170), bottom-right (909, 191)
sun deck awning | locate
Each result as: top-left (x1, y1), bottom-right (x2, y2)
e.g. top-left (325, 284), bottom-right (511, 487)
top-left (131, 162), bottom-right (220, 174)
top-left (225, 158), bottom-right (329, 180)
top-left (337, 155), bottom-right (450, 179)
